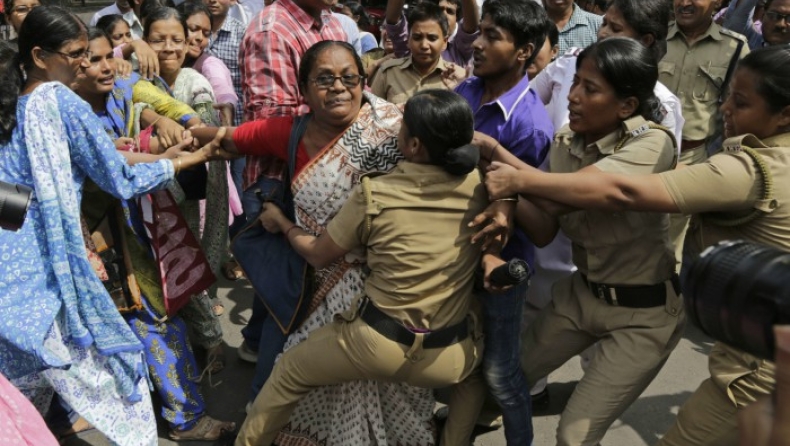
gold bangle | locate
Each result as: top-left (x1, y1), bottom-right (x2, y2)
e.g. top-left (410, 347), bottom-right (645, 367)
top-left (174, 157), bottom-right (182, 175)
top-left (495, 197), bottom-right (518, 202)
top-left (150, 116), bottom-right (163, 129)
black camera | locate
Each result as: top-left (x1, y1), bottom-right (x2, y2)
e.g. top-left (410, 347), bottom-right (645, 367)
top-left (683, 240), bottom-right (790, 361)
top-left (0, 180), bottom-right (33, 232)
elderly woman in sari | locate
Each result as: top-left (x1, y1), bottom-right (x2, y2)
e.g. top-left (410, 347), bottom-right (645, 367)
top-left (191, 40), bottom-right (442, 445)
top-left (0, 7), bottom-right (230, 444)
top-left (70, 27), bottom-right (236, 441)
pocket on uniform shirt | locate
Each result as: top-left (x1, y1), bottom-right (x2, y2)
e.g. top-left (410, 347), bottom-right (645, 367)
top-left (693, 66), bottom-right (728, 102)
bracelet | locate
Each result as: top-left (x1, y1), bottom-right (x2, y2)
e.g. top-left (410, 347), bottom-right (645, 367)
top-left (285, 224), bottom-right (301, 238)
top-left (174, 157), bottom-right (182, 175)
top-left (495, 196), bottom-right (518, 202)
top-left (150, 116), bottom-right (162, 129)
top-left (488, 144), bottom-right (500, 162)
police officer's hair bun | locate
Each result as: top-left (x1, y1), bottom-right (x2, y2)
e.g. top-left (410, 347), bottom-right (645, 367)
top-left (442, 144), bottom-right (480, 175)
top-left (403, 89), bottom-right (476, 176)
top-left (577, 38), bottom-right (661, 123)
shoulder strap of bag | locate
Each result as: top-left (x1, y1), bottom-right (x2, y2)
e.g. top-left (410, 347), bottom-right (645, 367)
top-left (719, 39), bottom-right (745, 105)
top-left (287, 114), bottom-right (312, 183)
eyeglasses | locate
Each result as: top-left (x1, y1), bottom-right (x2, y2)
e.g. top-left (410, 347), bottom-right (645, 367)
top-left (10, 4), bottom-right (39, 15)
top-left (46, 49), bottom-right (93, 66)
top-left (764, 10), bottom-right (790, 23)
top-left (310, 74), bottom-right (365, 89)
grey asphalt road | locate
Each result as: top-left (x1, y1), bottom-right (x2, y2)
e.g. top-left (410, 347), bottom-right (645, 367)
top-left (170, 276), bottom-right (713, 446)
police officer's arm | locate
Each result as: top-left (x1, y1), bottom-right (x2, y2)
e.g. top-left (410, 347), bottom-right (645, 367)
top-left (485, 161), bottom-right (680, 213)
top-left (258, 202), bottom-right (350, 270)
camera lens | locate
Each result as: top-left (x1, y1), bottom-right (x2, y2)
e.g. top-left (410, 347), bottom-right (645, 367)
top-left (683, 240), bottom-right (790, 361)
top-left (0, 180), bottom-right (33, 232)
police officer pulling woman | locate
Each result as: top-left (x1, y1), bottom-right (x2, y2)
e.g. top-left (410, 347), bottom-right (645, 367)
top-left (474, 37), bottom-right (684, 446)
top-left (234, 89), bottom-right (493, 446)
top-left (486, 44), bottom-right (790, 446)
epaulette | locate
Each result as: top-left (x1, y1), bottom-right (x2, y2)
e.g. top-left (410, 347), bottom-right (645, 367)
top-left (720, 27), bottom-right (749, 43)
top-left (378, 56), bottom-right (408, 72)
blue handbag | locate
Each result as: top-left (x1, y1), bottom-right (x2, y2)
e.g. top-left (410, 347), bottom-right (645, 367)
top-left (231, 115), bottom-right (313, 334)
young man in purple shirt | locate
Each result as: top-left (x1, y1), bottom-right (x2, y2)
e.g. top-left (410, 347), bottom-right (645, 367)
top-left (454, 0), bottom-right (553, 443)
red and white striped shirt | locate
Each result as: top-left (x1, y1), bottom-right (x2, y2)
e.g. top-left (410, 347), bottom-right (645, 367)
top-left (239, 0), bottom-right (346, 187)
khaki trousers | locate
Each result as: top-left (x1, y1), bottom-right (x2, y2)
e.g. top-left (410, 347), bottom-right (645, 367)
top-left (520, 272), bottom-right (686, 446)
top-left (236, 312), bottom-right (484, 446)
top-left (656, 342), bottom-right (775, 446)
top-left (669, 144), bottom-right (709, 268)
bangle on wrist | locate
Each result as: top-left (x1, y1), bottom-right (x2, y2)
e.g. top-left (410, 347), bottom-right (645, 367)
top-left (174, 157), bottom-right (182, 174)
top-left (488, 144), bottom-right (501, 162)
top-left (494, 196), bottom-right (518, 202)
top-left (150, 116), bottom-right (162, 130)
top-left (285, 224), bottom-right (301, 238)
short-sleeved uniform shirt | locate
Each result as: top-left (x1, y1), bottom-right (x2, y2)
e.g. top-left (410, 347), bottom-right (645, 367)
top-left (659, 132), bottom-right (790, 258)
top-left (551, 116), bottom-right (677, 285)
top-left (370, 56), bottom-right (467, 105)
top-left (326, 162), bottom-right (488, 329)
top-left (659, 22), bottom-right (749, 142)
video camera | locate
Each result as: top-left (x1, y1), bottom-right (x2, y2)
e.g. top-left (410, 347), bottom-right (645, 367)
top-left (683, 240), bottom-right (790, 361)
top-left (0, 180), bottom-right (32, 231)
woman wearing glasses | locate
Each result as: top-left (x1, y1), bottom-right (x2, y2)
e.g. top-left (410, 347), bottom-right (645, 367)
top-left (0, 6), bottom-right (231, 445)
top-left (192, 40), bottom-right (441, 446)
top-left (2, 0), bottom-right (38, 49)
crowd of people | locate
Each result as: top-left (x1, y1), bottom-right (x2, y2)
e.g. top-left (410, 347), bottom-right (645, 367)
top-left (1, 0), bottom-right (790, 445)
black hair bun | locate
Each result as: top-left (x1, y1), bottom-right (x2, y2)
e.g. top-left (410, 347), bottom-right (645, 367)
top-left (442, 143), bottom-right (480, 175)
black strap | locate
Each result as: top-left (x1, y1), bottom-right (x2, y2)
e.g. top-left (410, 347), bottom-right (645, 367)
top-left (359, 298), bottom-right (469, 349)
top-left (580, 274), bottom-right (679, 308)
top-left (286, 114), bottom-right (311, 184)
top-left (719, 39), bottom-right (745, 104)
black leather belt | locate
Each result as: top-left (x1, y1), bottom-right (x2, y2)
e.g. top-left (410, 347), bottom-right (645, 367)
top-left (580, 274), bottom-right (680, 308)
top-left (359, 298), bottom-right (469, 349)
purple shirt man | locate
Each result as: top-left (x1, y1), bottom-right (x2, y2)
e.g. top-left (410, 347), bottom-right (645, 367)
top-left (455, 73), bottom-right (554, 265)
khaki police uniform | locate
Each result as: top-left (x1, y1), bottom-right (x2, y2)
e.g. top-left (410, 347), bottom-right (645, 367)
top-left (237, 162), bottom-right (488, 446)
top-left (369, 56), bottom-right (466, 105)
top-left (659, 21), bottom-right (749, 266)
top-left (519, 117), bottom-right (685, 446)
top-left (655, 132), bottom-right (790, 446)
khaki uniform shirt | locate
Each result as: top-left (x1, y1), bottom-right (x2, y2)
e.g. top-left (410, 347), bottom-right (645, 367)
top-left (659, 22), bottom-right (748, 142)
top-left (659, 132), bottom-right (790, 397)
top-left (551, 116), bottom-right (677, 285)
top-left (369, 56), bottom-right (466, 105)
top-left (327, 162), bottom-right (488, 329)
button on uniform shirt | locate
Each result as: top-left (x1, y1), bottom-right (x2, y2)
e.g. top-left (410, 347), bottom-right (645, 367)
top-left (556, 3), bottom-right (601, 55)
top-left (90, 3), bottom-right (143, 40)
top-left (208, 15), bottom-right (246, 126)
top-left (239, 0), bottom-right (346, 187)
top-left (370, 56), bottom-right (466, 104)
top-left (552, 116), bottom-right (677, 284)
top-left (659, 22), bottom-right (749, 142)
top-left (455, 74), bottom-right (553, 266)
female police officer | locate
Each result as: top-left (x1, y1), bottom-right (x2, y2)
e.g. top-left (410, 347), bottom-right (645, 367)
top-left (486, 45), bottom-right (790, 446)
top-left (475, 37), bottom-right (684, 445)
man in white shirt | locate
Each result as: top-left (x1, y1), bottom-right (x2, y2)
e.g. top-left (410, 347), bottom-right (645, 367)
top-left (90, 0), bottom-right (144, 40)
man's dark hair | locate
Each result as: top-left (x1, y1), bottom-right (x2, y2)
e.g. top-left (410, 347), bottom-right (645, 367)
top-left (407, 2), bottom-right (449, 36)
top-left (482, 0), bottom-right (551, 66)
top-left (423, 0), bottom-right (461, 17)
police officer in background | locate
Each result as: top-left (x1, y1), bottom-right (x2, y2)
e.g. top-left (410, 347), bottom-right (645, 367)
top-left (659, 0), bottom-right (749, 267)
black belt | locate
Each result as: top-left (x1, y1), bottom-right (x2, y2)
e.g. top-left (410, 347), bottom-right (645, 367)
top-left (580, 274), bottom-right (680, 308)
top-left (359, 298), bottom-right (469, 349)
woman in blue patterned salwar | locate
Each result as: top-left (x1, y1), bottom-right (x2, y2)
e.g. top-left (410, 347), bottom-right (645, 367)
top-left (0, 7), bottom-right (230, 445)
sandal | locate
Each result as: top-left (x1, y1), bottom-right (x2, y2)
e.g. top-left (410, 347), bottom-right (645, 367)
top-left (168, 415), bottom-right (236, 441)
top-left (222, 259), bottom-right (245, 281)
top-left (211, 297), bottom-right (225, 316)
